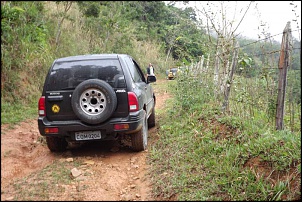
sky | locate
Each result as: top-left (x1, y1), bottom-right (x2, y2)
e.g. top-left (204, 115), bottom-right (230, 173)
top-left (174, 1), bottom-right (301, 43)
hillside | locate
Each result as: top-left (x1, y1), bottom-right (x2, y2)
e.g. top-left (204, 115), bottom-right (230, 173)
top-left (1, 1), bottom-right (301, 200)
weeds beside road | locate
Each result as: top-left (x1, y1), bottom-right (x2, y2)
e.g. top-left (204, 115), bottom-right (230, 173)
top-left (149, 76), bottom-right (301, 201)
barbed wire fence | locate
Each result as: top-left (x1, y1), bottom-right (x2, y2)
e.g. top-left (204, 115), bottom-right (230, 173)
top-left (188, 24), bottom-right (301, 132)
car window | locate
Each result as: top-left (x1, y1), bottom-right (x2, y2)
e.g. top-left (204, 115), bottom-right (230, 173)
top-left (47, 59), bottom-right (123, 90)
top-left (124, 56), bottom-right (145, 83)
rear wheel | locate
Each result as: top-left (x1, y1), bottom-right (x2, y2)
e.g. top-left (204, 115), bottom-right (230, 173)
top-left (131, 111), bottom-right (148, 152)
top-left (46, 136), bottom-right (68, 152)
top-left (148, 106), bottom-right (155, 128)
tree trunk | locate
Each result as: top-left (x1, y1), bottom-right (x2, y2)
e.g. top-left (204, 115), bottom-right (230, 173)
top-left (55, 2), bottom-right (73, 50)
top-left (214, 41), bottom-right (220, 97)
top-left (222, 41), bottom-right (239, 112)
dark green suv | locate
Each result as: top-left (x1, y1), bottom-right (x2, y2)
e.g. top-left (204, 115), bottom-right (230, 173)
top-left (38, 54), bottom-right (156, 152)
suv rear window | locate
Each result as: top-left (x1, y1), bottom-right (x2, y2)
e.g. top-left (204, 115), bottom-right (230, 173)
top-left (47, 59), bottom-right (124, 90)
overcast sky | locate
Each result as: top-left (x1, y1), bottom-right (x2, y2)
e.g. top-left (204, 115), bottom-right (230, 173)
top-left (175, 1), bottom-right (301, 43)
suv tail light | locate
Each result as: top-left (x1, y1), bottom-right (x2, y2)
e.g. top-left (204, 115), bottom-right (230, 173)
top-left (128, 92), bottom-right (139, 112)
top-left (38, 96), bottom-right (46, 116)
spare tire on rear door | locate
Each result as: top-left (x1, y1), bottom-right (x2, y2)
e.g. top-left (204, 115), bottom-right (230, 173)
top-left (71, 79), bottom-right (117, 124)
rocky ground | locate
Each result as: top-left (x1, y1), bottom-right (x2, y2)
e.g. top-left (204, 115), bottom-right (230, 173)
top-left (1, 79), bottom-right (171, 201)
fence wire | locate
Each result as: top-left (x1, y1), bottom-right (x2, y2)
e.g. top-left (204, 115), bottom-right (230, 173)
top-left (188, 28), bottom-right (301, 132)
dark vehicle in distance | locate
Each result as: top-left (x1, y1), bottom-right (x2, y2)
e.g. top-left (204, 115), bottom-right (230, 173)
top-left (38, 54), bottom-right (156, 152)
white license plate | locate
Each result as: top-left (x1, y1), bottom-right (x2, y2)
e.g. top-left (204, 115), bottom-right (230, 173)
top-left (75, 131), bottom-right (102, 140)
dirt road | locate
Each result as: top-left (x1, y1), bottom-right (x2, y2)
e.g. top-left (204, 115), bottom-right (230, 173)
top-left (1, 79), bottom-right (171, 201)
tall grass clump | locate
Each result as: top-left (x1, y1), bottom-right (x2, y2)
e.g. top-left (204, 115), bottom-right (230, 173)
top-left (169, 71), bottom-right (217, 115)
top-left (1, 1), bottom-right (56, 124)
top-left (149, 72), bottom-right (301, 200)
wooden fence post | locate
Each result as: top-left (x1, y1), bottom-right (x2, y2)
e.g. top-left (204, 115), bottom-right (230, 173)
top-left (276, 22), bottom-right (292, 130)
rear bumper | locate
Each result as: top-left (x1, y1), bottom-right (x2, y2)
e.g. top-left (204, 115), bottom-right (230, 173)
top-left (38, 110), bottom-right (145, 141)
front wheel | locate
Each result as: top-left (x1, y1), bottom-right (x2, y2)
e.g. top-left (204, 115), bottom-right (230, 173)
top-left (46, 136), bottom-right (68, 152)
top-left (131, 111), bottom-right (148, 152)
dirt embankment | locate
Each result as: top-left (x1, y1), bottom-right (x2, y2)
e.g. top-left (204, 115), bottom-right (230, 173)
top-left (1, 79), bottom-right (171, 201)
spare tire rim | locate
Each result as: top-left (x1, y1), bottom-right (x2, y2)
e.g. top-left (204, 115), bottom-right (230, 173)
top-left (79, 88), bottom-right (107, 116)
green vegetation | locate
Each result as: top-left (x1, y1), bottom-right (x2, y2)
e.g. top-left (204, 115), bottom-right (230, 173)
top-left (1, 100), bottom-right (38, 125)
top-left (1, 1), bottom-right (300, 200)
top-left (149, 74), bottom-right (300, 200)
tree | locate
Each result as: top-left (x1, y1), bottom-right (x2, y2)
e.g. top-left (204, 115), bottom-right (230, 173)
top-left (194, 1), bottom-right (253, 109)
top-left (54, 1), bottom-right (73, 50)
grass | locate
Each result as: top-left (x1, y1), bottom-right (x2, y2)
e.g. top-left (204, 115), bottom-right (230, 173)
top-left (1, 99), bottom-right (38, 126)
top-left (1, 76), bottom-right (300, 201)
top-left (148, 75), bottom-right (301, 201)
top-left (5, 160), bottom-right (82, 201)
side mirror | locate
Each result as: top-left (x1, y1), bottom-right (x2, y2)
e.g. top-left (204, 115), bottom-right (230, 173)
top-left (147, 75), bottom-right (156, 83)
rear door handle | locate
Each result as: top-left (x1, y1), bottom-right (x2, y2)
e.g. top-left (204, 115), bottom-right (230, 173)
top-left (48, 95), bottom-right (63, 101)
